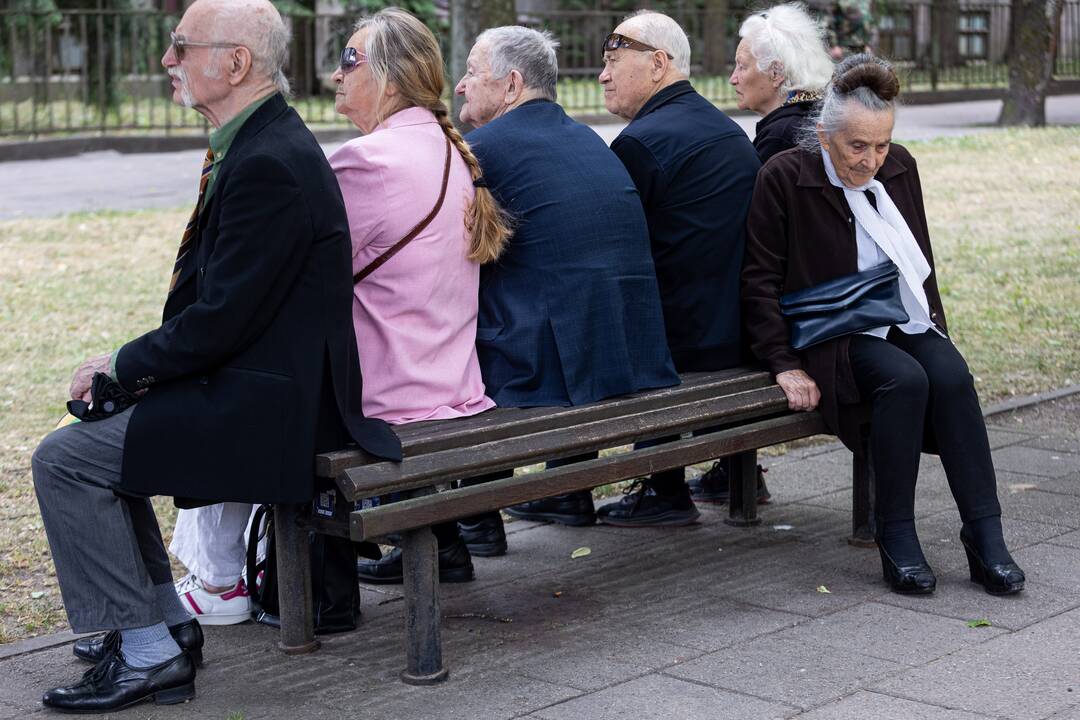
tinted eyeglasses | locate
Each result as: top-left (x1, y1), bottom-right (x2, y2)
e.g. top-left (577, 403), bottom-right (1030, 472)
top-left (602, 33), bottom-right (674, 59)
top-left (339, 46), bottom-right (369, 74)
top-left (169, 32), bottom-right (239, 61)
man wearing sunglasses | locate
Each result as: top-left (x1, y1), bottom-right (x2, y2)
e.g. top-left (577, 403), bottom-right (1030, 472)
top-left (30, 0), bottom-right (400, 712)
top-left (595, 11), bottom-right (764, 527)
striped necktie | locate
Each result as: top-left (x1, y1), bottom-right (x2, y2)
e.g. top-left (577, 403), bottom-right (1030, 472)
top-left (169, 148), bottom-right (215, 293)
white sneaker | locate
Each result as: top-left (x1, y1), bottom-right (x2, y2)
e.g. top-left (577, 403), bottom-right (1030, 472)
top-left (175, 574), bottom-right (251, 626)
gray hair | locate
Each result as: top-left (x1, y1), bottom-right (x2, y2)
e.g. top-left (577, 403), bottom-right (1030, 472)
top-left (476, 26), bottom-right (559, 101)
top-left (738, 3), bottom-right (833, 93)
top-left (801, 53), bottom-right (899, 151)
top-left (208, 0), bottom-right (291, 96)
top-left (622, 10), bottom-right (691, 76)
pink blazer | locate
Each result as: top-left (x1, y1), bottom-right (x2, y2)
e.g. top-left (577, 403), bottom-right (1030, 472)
top-left (329, 107), bottom-right (495, 424)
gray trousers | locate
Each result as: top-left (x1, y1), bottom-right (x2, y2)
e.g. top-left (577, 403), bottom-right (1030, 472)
top-left (32, 407), bottom-right (173, 633)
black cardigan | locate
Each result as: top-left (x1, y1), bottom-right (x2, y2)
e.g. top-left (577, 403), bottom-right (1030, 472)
top-left (753, 100), bottom-right (817, 163)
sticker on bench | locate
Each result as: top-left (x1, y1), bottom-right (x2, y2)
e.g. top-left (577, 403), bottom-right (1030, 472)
top-left (314, 489), bottom-right (336, 517)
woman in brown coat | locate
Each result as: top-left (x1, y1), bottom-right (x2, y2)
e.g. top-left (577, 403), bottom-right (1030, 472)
top-left (742, 55), bottom-right (1024, 596)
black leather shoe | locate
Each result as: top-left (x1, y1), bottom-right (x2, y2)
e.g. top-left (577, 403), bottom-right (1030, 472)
top-left (504, 491), bottom-right (596, 526)
top-left (596, 481), bottom-right (700, 527)
top-left (458, 512), bottom-right (507, 557)
top-left (688, 461), bottom-right (771, 505)
top-left (961, 531), bottom-right (1025, 595)
top-left (878, 545), bottom-right (936, 594)
top-left (73, 620), bottom-right (204, 666)
top-left (42, 650), bottom-right (195, 713)
top-left (357, 536), bottom-right (474, 584)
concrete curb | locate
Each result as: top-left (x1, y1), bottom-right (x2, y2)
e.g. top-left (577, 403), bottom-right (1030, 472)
top-left (1, 383), bottom-right (1076, 662)
top-left (982, 383), bottom-right (1080, 417)
top-left (5, 82), bottom-right (1079, 163)
top-left (0, 630), bottom-right (86, 662)
top-left (0, 127), bottom-right (362, 162)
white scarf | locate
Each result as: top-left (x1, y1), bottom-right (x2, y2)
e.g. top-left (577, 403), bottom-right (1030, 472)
top-left (821, 148), bottom-right (933, 325)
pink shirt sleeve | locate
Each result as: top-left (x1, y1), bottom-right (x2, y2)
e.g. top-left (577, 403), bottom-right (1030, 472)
top-left (329, 141), bottom-right (389, 275)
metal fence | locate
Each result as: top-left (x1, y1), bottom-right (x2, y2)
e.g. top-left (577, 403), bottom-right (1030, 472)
top-left (2, 1), bottom-right (1079, 139)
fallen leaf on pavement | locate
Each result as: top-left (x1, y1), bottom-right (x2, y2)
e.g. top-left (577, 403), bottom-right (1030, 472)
top-left (571, 547), bottom-right (591, 559)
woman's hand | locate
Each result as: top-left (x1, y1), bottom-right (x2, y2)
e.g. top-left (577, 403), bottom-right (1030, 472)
top-left (775, 369), bottom-right (821, 412)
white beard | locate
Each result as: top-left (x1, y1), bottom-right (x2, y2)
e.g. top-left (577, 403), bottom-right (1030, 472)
top-left (169, 67), bottom-right (196, 109)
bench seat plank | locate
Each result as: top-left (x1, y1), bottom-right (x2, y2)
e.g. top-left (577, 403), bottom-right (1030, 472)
top-left (349, 412), bottom-right (827, 541)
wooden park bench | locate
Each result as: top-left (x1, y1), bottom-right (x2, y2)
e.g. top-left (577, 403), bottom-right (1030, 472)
top-left (272, 367), bottom-right (874, 684)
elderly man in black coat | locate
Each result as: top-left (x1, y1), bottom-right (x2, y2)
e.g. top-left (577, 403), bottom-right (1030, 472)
top-left (30, 0), bottom-right (400, 712)
top-left (596, 10), bottom-right (762, 526)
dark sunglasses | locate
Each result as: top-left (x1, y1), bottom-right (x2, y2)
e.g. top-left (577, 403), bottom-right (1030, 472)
top-left (339, 46), bottom-right (369, 74)
top-left (169, 32), bottom-right (239, 61)
top-left (602, 33), bottom-right (674, 59)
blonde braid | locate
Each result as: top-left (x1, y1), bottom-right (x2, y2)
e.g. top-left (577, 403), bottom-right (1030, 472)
top-left (432, 104), bottom-right (510, 264)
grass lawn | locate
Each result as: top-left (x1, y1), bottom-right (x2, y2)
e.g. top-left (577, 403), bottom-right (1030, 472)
top-left (0, 127), bottom-right (1077, 644)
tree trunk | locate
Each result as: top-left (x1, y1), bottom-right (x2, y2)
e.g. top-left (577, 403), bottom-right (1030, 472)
top-left (450, 0), bottom-right (515, 130)
top-left (702, 0), bottom-right (728, 76)
top-left (998, 0), bottom-right (1066, 126)
top-left (933, 0), bottom-right (960, 68)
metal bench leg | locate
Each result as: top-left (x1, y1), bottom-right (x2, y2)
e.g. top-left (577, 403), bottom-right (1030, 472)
top-left (849, 437), bottom-right (877, 548)
top-left (399, 526), bottom-right (448, 685)
top-left (274, 503), bottom-right (320, 654)
top-left (725, 450), bottom-right (762, 527)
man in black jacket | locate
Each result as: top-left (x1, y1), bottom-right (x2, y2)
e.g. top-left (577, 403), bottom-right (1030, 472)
top-left (30, 0), bottom-right (400, 712)
top-left (597, 11), bottom-right (762, 526)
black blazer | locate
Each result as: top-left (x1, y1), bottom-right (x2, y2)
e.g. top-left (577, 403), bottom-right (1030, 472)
top-left (116, 94), bottom-right (401, 504)
top-left (611, 81), bottom-right (761, 372)
top-left (742, 144), bottom-right (946, 451)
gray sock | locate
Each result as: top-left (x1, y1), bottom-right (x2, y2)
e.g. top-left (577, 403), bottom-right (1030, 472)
top-left (154, 582), bottom-right (193, 628)
top-left (119, 622), bottom-right (181, 668)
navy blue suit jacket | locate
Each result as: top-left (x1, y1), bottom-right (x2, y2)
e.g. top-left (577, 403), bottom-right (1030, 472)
top-left (467, 100), bottom-right (678, 407)
top-left (612, 82), bottom-right (761, 372)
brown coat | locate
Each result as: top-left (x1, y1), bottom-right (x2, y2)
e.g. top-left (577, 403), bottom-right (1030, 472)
top-left (741, 143), bottom-right (948, 452)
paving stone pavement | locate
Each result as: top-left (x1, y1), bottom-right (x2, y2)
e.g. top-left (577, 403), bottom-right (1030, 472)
top-left (1, 393), bottom-right (1078, 719)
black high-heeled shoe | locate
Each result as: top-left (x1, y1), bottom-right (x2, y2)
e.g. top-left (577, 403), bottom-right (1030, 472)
top-left (877, 544), bottom-right (936, 595)
top-left (960, 531), bottom-right (1025, 595)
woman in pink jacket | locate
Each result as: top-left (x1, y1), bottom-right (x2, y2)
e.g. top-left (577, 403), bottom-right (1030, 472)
top-left (328, 9), bottom-right (510, 582)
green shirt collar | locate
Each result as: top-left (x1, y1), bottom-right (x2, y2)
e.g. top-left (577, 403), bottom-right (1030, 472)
top-left (209, 92), bottom-right (277, 160)
top-left (205, 93), bottom-right (277, 201)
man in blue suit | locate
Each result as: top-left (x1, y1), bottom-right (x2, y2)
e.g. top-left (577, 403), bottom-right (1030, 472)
top-left (455, 25), bottom-right (679, 558)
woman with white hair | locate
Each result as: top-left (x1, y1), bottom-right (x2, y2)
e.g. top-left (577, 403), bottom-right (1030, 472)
top-left (730, 2), bottom-right (834, 162)
top-left (742, 55), bottom-right (1024, 597)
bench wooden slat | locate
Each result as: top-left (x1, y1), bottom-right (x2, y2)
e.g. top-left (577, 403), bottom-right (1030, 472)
top-left (316, 368), bottom-right (773, 477)
top-left (334, 385), bottom-right (794, 501)
top-left (348, 412), bottom-right (827, 541)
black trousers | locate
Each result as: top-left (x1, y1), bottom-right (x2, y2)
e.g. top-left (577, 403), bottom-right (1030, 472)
top-left (848, 329), bottom-right (1001, 526)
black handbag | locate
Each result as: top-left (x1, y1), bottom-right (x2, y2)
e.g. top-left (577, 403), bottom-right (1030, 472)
top-left (779, 260), bottom-right (909, 350)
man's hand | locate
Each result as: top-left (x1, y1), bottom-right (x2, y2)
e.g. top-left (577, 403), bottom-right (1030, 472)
top-left (69, 354), bottom-right (112, 402)
top-left (776, 369), bottom-right (821, 412)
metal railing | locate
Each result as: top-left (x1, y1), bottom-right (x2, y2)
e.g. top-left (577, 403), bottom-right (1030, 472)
top-left (2, 1), bottom-right (1078, 139)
